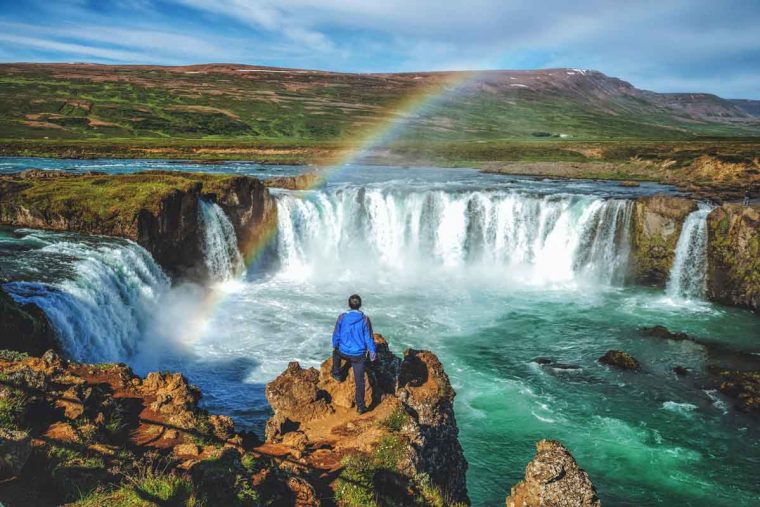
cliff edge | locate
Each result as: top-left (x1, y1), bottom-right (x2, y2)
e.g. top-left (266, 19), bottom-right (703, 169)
top-left (264, 333), bottom-right (469, 506)
top-left (0, 170), bottom-right (276, 281)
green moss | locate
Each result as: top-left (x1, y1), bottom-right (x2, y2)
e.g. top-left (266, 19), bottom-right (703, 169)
top-left (0, 171), bottom-right (242, 239)
top-left (73, 472), bottom-right (199, 507)
top-left (0, 387), bottom-right (29, 430)
top-left (0, 349), bottom-right (29, 362)
top-left (380, 407), bottom-right (409, 433)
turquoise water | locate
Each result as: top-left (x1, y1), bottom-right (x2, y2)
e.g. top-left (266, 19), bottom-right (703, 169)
top-left (2, 160), bottom-right (759, 505)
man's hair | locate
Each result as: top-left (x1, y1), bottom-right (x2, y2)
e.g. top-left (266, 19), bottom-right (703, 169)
top-left (348, 294), bottom-right (362, 310)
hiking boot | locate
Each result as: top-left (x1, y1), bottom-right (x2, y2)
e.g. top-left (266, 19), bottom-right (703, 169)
top-left (356, 406), bottom-right (369, 415)
top-left (331, 372), bottom-right (344, 383)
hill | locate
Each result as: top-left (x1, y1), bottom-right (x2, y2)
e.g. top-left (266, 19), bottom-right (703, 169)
top-left (0, 63), bottom-right (759, 143)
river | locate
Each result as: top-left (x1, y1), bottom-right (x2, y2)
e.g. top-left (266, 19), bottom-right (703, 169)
top-left (1, 159), bottom-right (759, 505)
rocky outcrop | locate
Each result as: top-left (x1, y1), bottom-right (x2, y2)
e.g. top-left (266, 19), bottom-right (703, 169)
top-left (0, 350), bottom-right (327, 505)
top-left (506, 440), bottom-right (601, 507)
top-left (717, 370), bottom-right (759, 413)
top-left (0, 336), bottom-right (470, 505)
top-left (0, 287), bottom-right (56, 355)
top-left (265, 334), bottom-right (470, 505)
top-left (631, 195), bottom-right (697, 285)
top-left (264, 170), bottom-right (325, 190)
top-left (706, 204), bottom-right (760, 312)
top-left (0, 170), bottom-right (276, 281)
top-left (598, 350), bottom-right (640, 371)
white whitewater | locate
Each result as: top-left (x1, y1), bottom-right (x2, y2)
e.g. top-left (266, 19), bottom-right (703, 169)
top-left (666, 203), bottom-right (713, 300)
top-left (275, 188), bottom-right (633, 286)
top-left (198, 200), bottom-right (244, 281)
top-left (5, 239), bottom-right (169, 362)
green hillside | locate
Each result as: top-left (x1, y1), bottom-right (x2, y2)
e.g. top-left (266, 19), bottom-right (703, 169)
top-left (1, 63), bottom-right (759, 144)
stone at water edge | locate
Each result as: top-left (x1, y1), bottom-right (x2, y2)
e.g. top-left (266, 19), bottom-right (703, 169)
top-left (598, 350), bottom-right (641, 371)
top-left (717, 370), bottom-right (760, 413)
top-left (506, 440), bottom-right (601, 507)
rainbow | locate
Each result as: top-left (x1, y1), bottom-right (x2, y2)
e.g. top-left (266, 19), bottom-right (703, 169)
top-left (182, 70), bottom-right (485, 346)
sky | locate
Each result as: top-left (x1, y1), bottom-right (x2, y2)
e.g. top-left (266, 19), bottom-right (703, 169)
top-left (0, 0), bottom-right (758, 98)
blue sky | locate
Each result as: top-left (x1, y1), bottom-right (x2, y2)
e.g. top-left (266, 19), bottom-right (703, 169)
top-left (0, 0), bottom-right (758, 98)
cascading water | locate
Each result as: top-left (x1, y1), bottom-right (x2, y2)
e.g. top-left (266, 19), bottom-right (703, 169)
top-left (198, 200), bottom-right (244, 281)
top-left (666, 203), bottom-right (713, 300)
top-left (274, 187), bottom-right (633, 286)
top-left (3, 234), bottom-right (169, 362)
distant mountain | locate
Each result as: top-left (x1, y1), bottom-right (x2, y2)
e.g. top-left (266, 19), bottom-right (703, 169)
top-left (729, 99), bottom-right (760, 117)
top-left (0, 63), bottom-right (757, 141)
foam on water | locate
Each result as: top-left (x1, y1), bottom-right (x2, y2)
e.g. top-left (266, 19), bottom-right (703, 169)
top-left (4, 236), bottom-right (169, 362)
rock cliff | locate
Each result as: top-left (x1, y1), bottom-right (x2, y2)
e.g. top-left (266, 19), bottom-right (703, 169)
top-left (264, 334), bottom-right (470, 506)
top-left (0, 335), bottom-right (470, 506)
top-left (0, 170), bottom-right (276, 281)
top-left (0, 287), bottom-right (56, 355)
top-left (706, 204), bottom-right (760, 312)
top-left (506, 440), bottom-right (601, 507)
top-left (631, 195), bottom-right (696, 285)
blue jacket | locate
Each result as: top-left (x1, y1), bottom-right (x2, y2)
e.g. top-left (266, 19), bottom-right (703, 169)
top-left (332, 310), bottom-right (376, 357)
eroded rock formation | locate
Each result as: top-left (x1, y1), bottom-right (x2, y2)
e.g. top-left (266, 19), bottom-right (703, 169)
top-left (631, 195), bottom-right (697, 285)
top-left (0, 336), bottom-right (470, 506)
top-left (706, 204), bottom-right (760, 313)
top-left (0, 170), bottom-right (276, 281)
top-left (265, 334), bottom-right (470, 505)
top-left (506, 440), bottom-right (601, 507)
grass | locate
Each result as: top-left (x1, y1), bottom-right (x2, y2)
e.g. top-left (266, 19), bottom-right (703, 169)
top-left (0, 171), bottom-right (245, 237)
top-left (74, 469), bottom-right (200, 507)
top-left (0, 385), bottom-right (29, 430)
top-left (380, 407), bottom-right (409, 433)
top-left (0, 63), bottom-right (758, 147)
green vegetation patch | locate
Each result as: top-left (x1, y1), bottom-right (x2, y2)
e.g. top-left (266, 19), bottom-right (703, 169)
top-left (0, 171), bottom-right (240, 234)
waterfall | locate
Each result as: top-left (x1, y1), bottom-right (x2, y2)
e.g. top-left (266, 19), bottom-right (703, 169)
top-left (3, 238), bottom-right (169, 362)
top-left (274, 188), bottom-right (633, 285)
top-left (198, 200), bottom-right (244, 281)
top-left (666, 203), bottom-right (713, 300)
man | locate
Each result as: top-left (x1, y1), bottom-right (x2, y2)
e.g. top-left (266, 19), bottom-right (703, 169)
top-left (331, 294), bottom-right (377, 414)
top-left (744, 189), bottom-right (751, 206)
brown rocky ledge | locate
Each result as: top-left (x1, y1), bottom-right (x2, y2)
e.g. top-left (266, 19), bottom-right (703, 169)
top-left (0, 334), bottom-right (469, 506)
top-left (264, 333), bottom-right (469, 506)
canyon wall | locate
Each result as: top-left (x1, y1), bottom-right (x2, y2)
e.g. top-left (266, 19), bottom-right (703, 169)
top-left (0, 170), bottom-right (276, 281)
top-left (706, 204), bottom-right (760, 312)
top-left (630, 195), bottom-right (697, 285)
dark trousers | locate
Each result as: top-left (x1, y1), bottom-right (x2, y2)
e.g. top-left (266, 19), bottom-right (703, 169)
top-left (332, 349), bottom-right (367, 410)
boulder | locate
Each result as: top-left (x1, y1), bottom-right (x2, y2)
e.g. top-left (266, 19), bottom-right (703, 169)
top-left (141, 372), bottom-right (201, 428)
top-left (640, 326), bottom-right (690, 341)
top-left (208, 414), bottom-right (235, 441)
top-left (673, 366), bottom-right (690, 376)
top-left (598, 350), bottom-right (640, 371)
top-left (506, 440), bottom-right (601, 507)
top-left (264, 362), bottom-right (332, 441)
top-left (717, 370), bottom-right (760, 413)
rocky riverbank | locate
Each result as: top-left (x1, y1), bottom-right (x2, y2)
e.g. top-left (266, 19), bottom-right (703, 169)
top-left (0, 336), bottom-right (606, 506)
top-left (0, 170), bottom-right (276, 281)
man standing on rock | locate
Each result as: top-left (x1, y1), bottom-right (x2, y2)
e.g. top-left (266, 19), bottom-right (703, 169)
top-left (744, 189), bottom-right (751, 206)
top-left (331, 294), bottom-right (377, 414)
